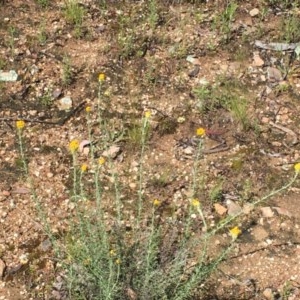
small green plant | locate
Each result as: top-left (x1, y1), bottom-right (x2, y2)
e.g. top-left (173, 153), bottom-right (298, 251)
top-left (35, 0), bottom-right (49, 7)
top-left (39, 90), bottom-right (53, 107)
top-left (148, 0), bottom-right (159, 30)
top-left (61, 55), bottom-right (73, 86)
top-left (126, 121), bottom-right (151, 150)
top-left (209, 178), bottom-right (224, 203)
top-left (227, 95), bottom-right (250, 130)
top-left (7, 25), bottom-right (17, 56)
top-left (117, 13), bottom-right (136, 58)
top-left (0, 57), bottom-right (6, 69)
top-left (281, 281), bottom-right (293, 300)
top-left (194, 77), bottom-right (252, 130)
top-left (97, 0), bottom-right (107, 9)
top-left (37, 21), bottom-right (47, 45)
top-left (64, 0), bottom-right (85, 37)
top-left (280, 14), bottom-right (300, 43)
top-left (213, 1), bottom-right (238, 42)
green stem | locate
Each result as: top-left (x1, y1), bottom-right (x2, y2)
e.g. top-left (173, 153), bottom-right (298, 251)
top-left (136, 117), bottom-right (149, 231)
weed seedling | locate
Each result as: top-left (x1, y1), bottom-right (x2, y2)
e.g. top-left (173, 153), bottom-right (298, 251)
top-left (64, 0), bottom-right (85, 37)
top-left (62, 55), bottom-right (73, 86)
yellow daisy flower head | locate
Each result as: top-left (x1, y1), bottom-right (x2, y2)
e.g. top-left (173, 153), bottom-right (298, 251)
top-left (294, 163), bottom-right (300, 174)
top-left (85, 106), bottom-right (91, 113)
top-left (196, 127), bottom-right (206, 137)
top-left (81, 164), bottom-right (88, 172)
top-left (229, 226), bottom-right (242, 240)
top-left (153, 199), bottom-right (161, 206)
top-left (191, 198), bottom-right (200, 207)
top-left (144, 111), bottom-right (151, 119)
top-left (16, 120), bottom-right (25, 130)
top-left (109, 249), bottom-right (117, 257)
top-left (98, 73), bottom-right (106, 82)
top-left (98, 156), bottom-right (105, 165)
top-left (69, 139), bottom-right (79, 153)
top-left (115, 258), bottom-right (121, 265)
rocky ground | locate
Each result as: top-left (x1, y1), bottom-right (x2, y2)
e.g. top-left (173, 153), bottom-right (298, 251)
top-left (1, 0), bottom-right (300, 299)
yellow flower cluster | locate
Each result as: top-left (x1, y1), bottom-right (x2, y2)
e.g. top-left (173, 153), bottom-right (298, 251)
top-left (69, 139), bottom-right (79, 153)
top-left (85, 106), bottom-right (91, 113)
top-left (16, 120), bottom-right (25, 129)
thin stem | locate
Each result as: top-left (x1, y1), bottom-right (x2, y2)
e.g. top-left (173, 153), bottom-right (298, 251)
top-left (136, 116), bottom-right (149, 231)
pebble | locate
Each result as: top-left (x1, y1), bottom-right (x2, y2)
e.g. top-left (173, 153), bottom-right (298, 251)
top-left (39, 238), bottom-right (52, 252)
top-left (226, 200), bottom-right (242, 216)
top-left (262, 288), bottom-right (274, 299)
top-left (267, 67), bottom-right (282, 82)
top-left (102, 145), bottom-right (121, 159)
top-left (261, 117), bottom-right (269, 124)
top-left (0, 70), bottom-right (18, 82)
top-left (253, 53), bottom-right (264, 67)
top-left (214, 203), bottom-right (227, 216)
top-left (260, 206), bottom-right (274, 218)
top-left (57, 96), bottom-right (72, 111)
top-left (249, 8), bottom-right (259, 17)
top-left (52, 88), bottom-right (62, 99)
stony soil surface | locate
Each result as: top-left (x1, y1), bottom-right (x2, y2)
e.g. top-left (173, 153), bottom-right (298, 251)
top-left (1, 1), bottom-right (300, 299)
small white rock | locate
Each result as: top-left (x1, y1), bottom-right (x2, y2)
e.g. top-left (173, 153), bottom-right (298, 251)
top-left (249, 8), bottom-right (259, 17)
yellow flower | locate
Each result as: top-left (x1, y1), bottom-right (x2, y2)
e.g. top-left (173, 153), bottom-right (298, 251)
top-left (69, 139), bottom-right (79, 153)
top-left (85, 106), bottom-right (91, 113)
top-left (153, 199), bottom-right (161, 206)
top-left (144, 111), bottom-right (151, 118)
top-left (81, 164), bottom-right (88, 172)
top-left (115, 258), bottom-right (121, 265)
top-left (191, 198), bottom-right (200, 207)
top-left (294, 163), bottom-right (300, 174)
top-left (98, 73), bottom-right (106, 82)
top-left (196, 127), bottom-right (206, 137)
top-left (109, 249), bottom-right (117, 257)
top-left (98, 156), bottom-right (105, 165)
top-left (229, 226), bottom-right (242, 240)
top-left (16, 120), bottom-right (25, 129)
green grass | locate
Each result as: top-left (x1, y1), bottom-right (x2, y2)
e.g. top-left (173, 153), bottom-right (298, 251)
top-left (35, 0), bottom-right (49, 8)
top-left (193, 76), bottom-right (252, 130)
top-left (61, 54), bottom-right (73, 86)
top-left (280, 14), bottom-right (300, 43)
top-left (63, 0), bottom-right (85, 38)
top-left (213, 1), bottom-right (238, 42)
